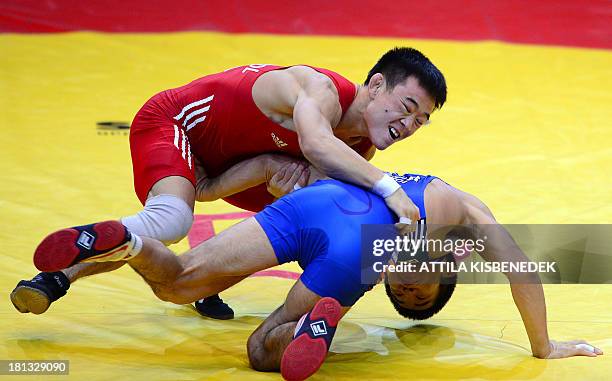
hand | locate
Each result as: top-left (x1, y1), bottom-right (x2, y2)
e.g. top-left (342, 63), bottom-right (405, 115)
top-left (539, 340), bottom-right (604, 359)
top-left (306, 165), bottom-right (330, 183)
top-left (266, 162), bottom-right (309, 198)
top-left (384, 188), bottom-right (421, 235)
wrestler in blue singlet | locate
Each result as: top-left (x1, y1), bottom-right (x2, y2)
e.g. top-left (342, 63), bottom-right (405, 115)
top-left (254, 173), bottom-right (437, 307)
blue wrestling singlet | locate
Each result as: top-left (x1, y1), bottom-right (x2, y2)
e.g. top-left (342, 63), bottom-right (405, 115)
top-left (254, 173), bottom-right (437, 306)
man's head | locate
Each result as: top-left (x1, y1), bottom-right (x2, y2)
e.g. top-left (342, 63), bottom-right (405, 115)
top-left (363, 47), bottom-right (447, 150)
top-left (384, 256), bottom-right (456, 320)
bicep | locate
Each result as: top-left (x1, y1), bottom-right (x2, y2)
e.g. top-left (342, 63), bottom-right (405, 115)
top-left (292, 74), bottom-right (342, 145)
top-left (293, 95), bottom-right (334, 142)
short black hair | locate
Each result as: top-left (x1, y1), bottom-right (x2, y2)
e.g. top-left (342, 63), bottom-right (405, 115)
top-left (365, 47), bottom-right (447, 110)
top-left (385, 273), bottom-right (456, 320)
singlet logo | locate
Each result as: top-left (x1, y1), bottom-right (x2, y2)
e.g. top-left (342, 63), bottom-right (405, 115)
top-left (389, 173), bottom-right (421, 184)
top-left (271, 132), bottom-right (288, 148)
top-left (241, 64), bottom-right (270, 74)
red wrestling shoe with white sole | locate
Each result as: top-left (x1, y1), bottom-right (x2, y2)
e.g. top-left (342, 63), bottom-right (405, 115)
top-left (281, 297), bottom-right (343, 381)
top-left (33, 220), bottom-right (138, 272)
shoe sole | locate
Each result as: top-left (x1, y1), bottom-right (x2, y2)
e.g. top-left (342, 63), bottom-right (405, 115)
top-left (281, 297), bottom-right (342, 381)
top-left (195, 310), bottom-right (235, 320)
top-left (33, 221), bottom-right (125, 272)
top-left (10, 286), bottom-right (51, 314)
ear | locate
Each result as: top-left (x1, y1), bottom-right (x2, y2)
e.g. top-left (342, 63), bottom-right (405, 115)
top-left (368, 73), bottom-right (385, 98)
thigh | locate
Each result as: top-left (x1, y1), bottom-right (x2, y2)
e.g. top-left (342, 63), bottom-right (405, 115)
top-left (177, 217), bottom-right (280, 287)
top-left (148, 176), bottom-right (195, 209)
top-left (249, 279), bottom-right (350, 346)
top-left (249, 280), bottom-right (322, 347)
top-left (262, 279), bottom-right (351, 336)
top-left (130, 105), bottom-right (196, 206)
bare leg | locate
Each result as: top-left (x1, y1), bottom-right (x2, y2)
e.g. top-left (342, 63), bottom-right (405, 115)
top-left (11, 176), bottom-right (195, 315)
top-left (126, 217), bottom-right (278, 304)
top-left (251, 319), bottom-right (298, 371)
top-left (57, 176), bottom-right (196, 283)
top-left (247, 280), bottom-right (350, 372)
top-left (61, 262), bottom-right (126, 282)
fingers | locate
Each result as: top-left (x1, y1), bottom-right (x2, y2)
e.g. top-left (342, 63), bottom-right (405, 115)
top-left (297, 166), bottom-right (310, 187)
top-left (574, 346), bottom-right (598, 357)
top-left (273, 164), bottom-right (288, 182)
top-left (280, 163), bottom-right (296, 183)
top-left (412, 208), bottom-right (421, 221)
top-left (393, 203), bottom-right (420, 235)
top-left (574, 343), bottom-right (604, 356)
top-left (287, 163), bottom-right (305, 186)
top-left (268, 163), bottom-right (308, 198)
top-left (568, 339), bottom-right (588, 345)
top-left (549, 340), bottom-right (604, 358)
top-left (395, 221), bottom-right (416, 235)
top-left (384, 189), bottom-right (421, 224)
top-left (406, 202), bottom-right (421, 222)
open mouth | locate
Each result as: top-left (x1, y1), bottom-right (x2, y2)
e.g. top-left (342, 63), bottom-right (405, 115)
top-left (389, 126), bottom-right (400, 140)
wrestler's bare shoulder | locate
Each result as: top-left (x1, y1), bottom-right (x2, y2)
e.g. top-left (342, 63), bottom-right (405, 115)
top-left (252, 65), bottom-right (341, 129)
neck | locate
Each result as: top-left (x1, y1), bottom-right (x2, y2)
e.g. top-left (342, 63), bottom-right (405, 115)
top-left (336, 84), bottom-right (370, 139)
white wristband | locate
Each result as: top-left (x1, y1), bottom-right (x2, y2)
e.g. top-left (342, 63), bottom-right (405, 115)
top-left (372, 174), bottom-right (400, 198)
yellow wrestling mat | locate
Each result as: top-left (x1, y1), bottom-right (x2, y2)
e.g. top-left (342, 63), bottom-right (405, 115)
top-left (1, 32), bottom-right (611, 380)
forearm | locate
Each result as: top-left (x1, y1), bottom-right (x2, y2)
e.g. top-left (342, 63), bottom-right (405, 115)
top-left (196, 155), bottom-right (270, 201)
top-left (466, 202), bottom-right (600, 360)
top-left (197, 154), bottom-right (305, 201)
top-left (301, 135), bottom-right (384, 189)
top-left (471, 213), bottom-right (551, 357)
top-left (480, 225), bottom-right (551, 357)
top-left (509, 279), bottom-right (551, 357)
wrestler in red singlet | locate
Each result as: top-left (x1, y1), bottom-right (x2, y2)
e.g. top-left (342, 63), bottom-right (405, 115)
top-left (130, 64), bottom-right (373, 211)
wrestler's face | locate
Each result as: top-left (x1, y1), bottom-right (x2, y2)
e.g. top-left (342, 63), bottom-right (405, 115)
top-left (386, 269), bottom-right (441, 310)
top-left (364, 75), bottom-right (435, 150)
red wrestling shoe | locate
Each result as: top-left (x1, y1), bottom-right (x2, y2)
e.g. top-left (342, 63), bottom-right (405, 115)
top-left (281, 297), bottom-right (343, 381)
top-left (34, 220), bottom-right (138, 272)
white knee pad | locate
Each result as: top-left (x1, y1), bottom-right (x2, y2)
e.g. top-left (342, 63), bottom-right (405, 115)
top-left (121, 194), bottom-right (193, 245)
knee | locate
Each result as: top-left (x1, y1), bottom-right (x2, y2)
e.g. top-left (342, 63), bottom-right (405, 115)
top-left (122, 194), bottom-right (194, 245)
top-left (151, 284), bottom-right (193, 305)
top-left (247, 333), bottom-right (272, 372)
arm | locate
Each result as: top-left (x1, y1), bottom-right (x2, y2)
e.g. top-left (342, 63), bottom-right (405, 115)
top-left (292, 71), bottom-right (420, 227)
top-left (464, 197), bottom-right (602, 358)
top-left (292, 76), bottom-right (382, 188)
top-left (195, 154), bottom-right (305, 202)
top-left (467, 203), bottom-right (550, 357)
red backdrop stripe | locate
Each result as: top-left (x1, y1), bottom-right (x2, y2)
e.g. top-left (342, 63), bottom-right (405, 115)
top-left (1, 0), bottom-right (610, 49)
